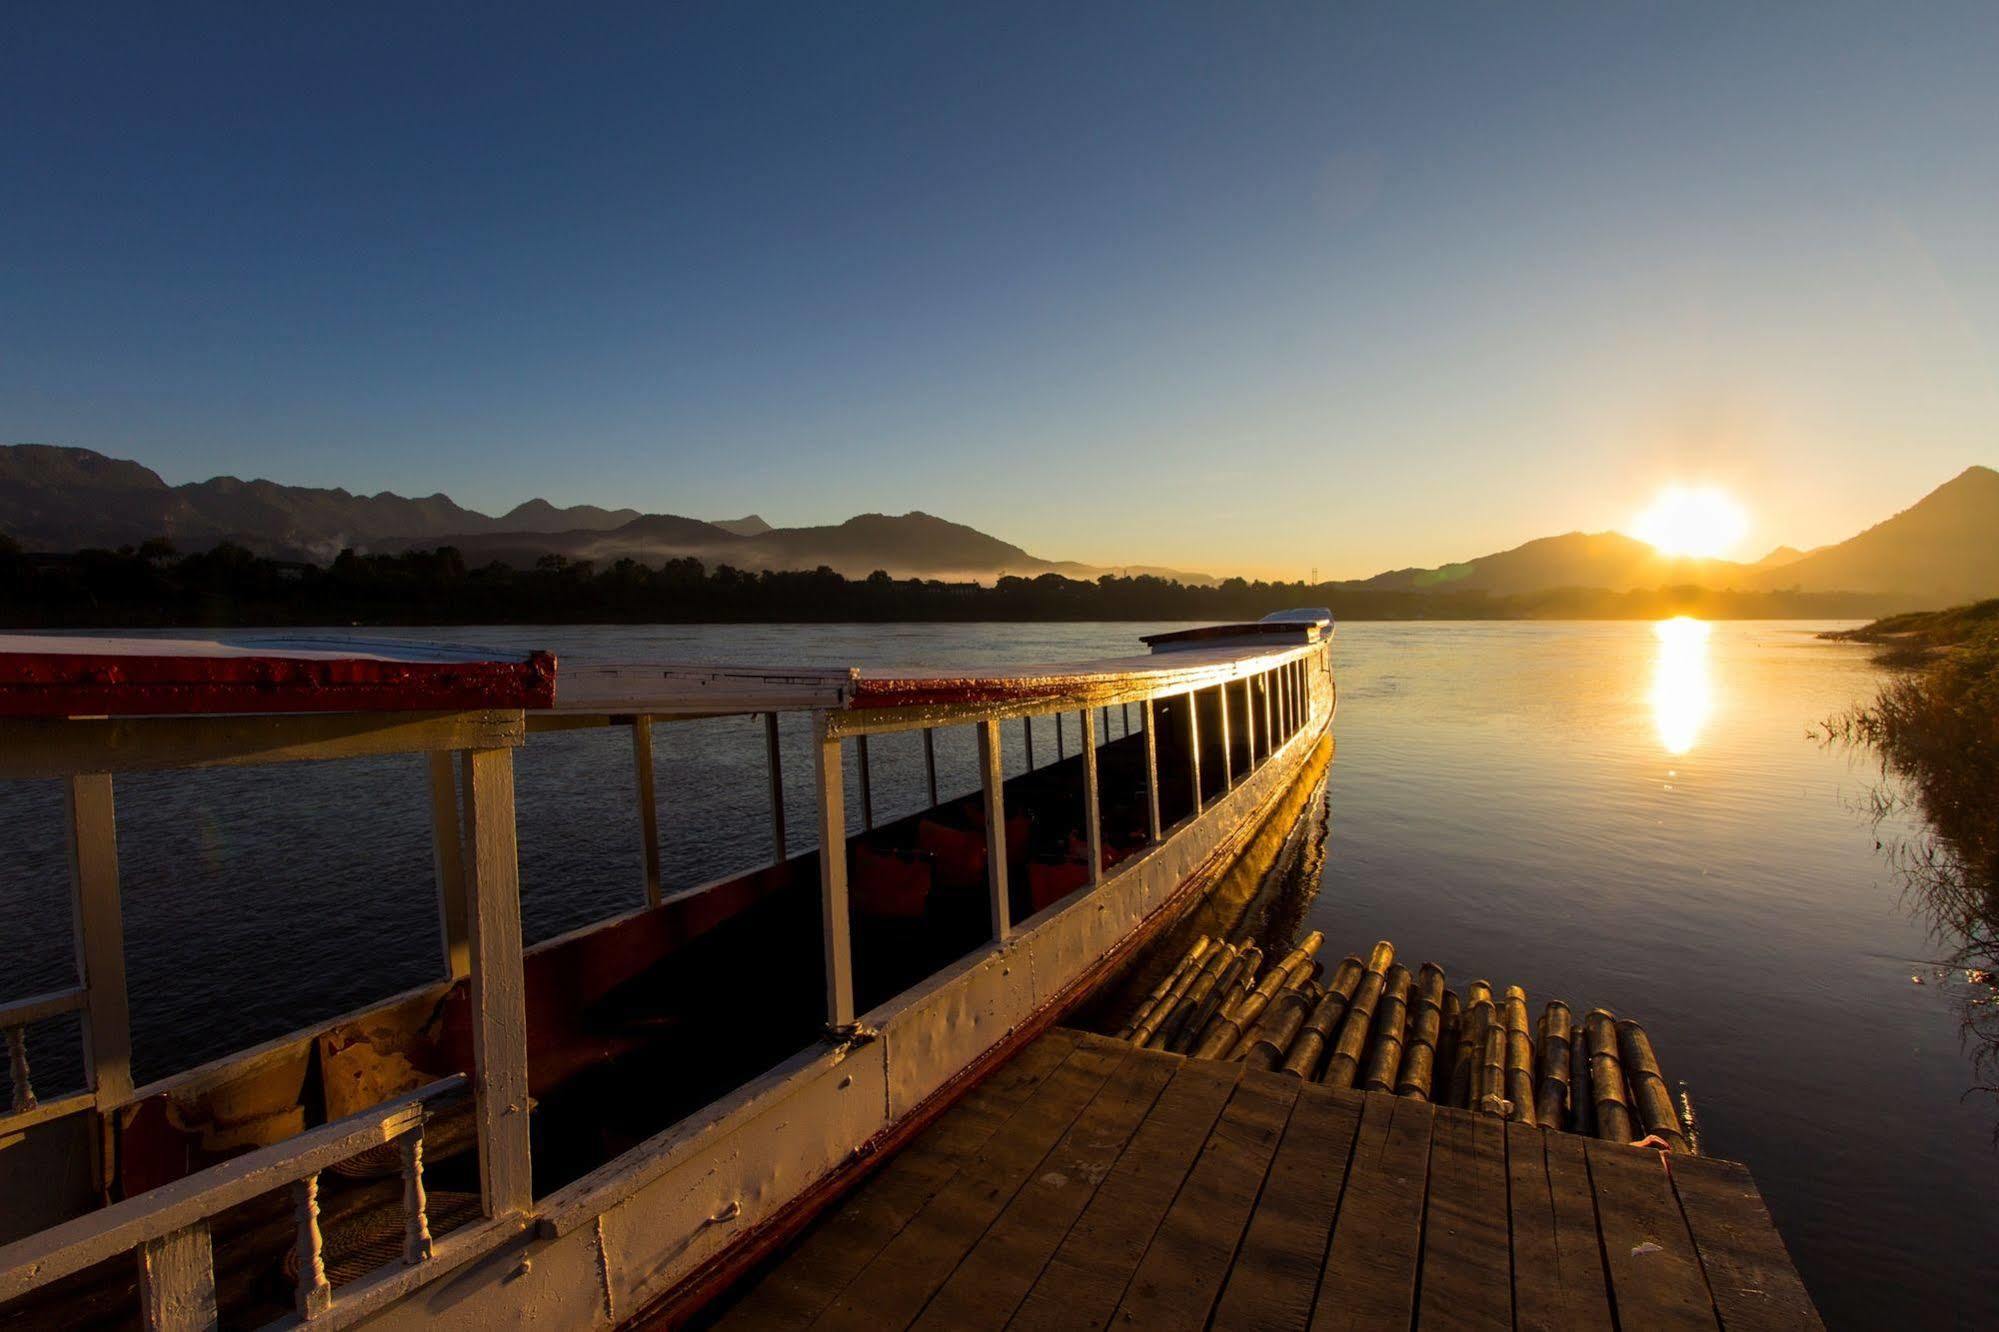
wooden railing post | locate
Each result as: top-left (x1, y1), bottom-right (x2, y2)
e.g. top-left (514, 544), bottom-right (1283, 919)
top-left (857, 733), bottom-right (875, 831)
top-left (765, 712), bottom-right (789, 862)
top-left (1022, 715), bottom-right (1034, 770)
top-left (922, 727), bottom-right (939, 806)
top-left (812, 713), bottom-right (855, 1028)
top-left (1217, 686), bottom-right (1234, 789)
top-left (6, 1026), bottom-right (33, 1111)
top-left (632, 716), bottom-right (663, 907)
top-left (292, 1172), bottom-right (332, 1319)
top-left (425, 753), bottom-right (470, 980)
top-left (399, 1125), bottom-right (432, 1264)
top-left (1185, 692), bottom-right (1203, 815)
top-left (1054, 710), bottom-right (1065, 761)
top-left (458, 748), bottom-right (532, 1218)
top-left (1079, 710), bottom-right (1101, 887)
top-left (1142, 699), bottom-right (1162, 842)
top-left (66, 773), bottom-right (133, 1109)
top-left (136, 1222), bottom-right (217, 1331)
top-left (977, 720), bottom-right (1010, 942)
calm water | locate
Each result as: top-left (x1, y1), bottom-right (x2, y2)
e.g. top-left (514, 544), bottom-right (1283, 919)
top-left (3, 620), bottom-right (1990, 1325)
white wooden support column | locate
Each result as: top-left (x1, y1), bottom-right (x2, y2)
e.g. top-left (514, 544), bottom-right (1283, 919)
top-left (292, 1172), bottom-right (332, 1318)
top-left (136, 1222), bottom-right (217, 1331)
top-left (1079, 710), bottom-right (1101, 887)
top-left (632, 716), bottom-right (662, 907)
top-left (977, 720), bottom-right (1010, 942)
top-left (856, 733), bottom-right (875, 831)
top-left (764, 713), bottom-right (788, 862)
top-left (1185, 693), bottom-right (1203, 815)
top-left (66, 773), bottom-right (133, 1108)
top-left (922, 728), bottom-right (939, 806)
top-left (812, 713), bottom-right (855, 1028)
top-left (1243, 680), bottom-right (1258, 768)
top-left (1141, 699), bottom-right (1162, 841)
top-left (1218, 686), bottom-right (1233, 789)
top-left (1263, 671), bottom-right (1275, 753)
top-left (458, 748), bottom-right (532, 1218)
top-left (425, 753), bottom-right (470, 980)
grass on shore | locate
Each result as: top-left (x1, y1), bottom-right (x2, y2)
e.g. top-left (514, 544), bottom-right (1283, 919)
top-left (1821, 598), bottom-right (1999, 665)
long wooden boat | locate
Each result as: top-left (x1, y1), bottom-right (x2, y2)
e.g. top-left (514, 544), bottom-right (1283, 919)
top-left (0, 615), bottom-right (1335, 1330)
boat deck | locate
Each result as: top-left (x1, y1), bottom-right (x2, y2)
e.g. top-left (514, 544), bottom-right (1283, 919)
top-left (709, 1026), bottom-right (1820, 1331)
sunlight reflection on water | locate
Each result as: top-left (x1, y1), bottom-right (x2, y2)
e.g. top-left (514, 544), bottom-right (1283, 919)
top-left (1651, 616), bottom-right (1712, 755)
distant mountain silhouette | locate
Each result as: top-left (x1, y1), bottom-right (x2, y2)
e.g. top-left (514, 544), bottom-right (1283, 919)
top-left (1351, 530), bottom-right (1758, 597)
top-left (0, 444), bottom-right (1214, 584)
top-left (1745, 466), bottom-right (1999, 605)
top-left (1749, 544), bottom-right (1806, 571)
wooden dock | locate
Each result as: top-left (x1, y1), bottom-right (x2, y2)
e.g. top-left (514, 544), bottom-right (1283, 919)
top-left (712, 1027), bottom-right (1819, 1331)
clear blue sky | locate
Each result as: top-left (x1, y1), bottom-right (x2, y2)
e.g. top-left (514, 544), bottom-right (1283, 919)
top-left (5, 3), bottom-right (1995, 577)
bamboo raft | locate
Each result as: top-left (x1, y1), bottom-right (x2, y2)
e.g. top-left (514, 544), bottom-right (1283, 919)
top-left (1115, 932), bottom-right (1696, 1153)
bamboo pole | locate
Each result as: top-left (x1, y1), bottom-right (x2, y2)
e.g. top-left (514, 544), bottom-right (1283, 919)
top-left (1280, 955), bottom-right (1364, 1079)
top-left (1477, 1010), bottom-right (1509, 1117)
top-left (1617, 1019), bottom-right (1690, 1154)
top-left (1131, 937), bottom-right (1223, 1046)
top-left (1211, 931), bottom-right (1325, 1060)
top-left (1502, 985), bottom-right (1537, 1125)
top-left (1321, 940), bottom-right (1395, 1088)
top-left (1148, 943), bottom-right (1237, 1051)
top-left (1535, 1002), bottom-right (1574, 1129)
top-left (1569, 1017), bottom-right (1595, 1137)
top-left (1584, 1009), bottom-right (1635, 1143)
top-left (1395, 963), bottom-right (1448, 1100)
top-left (1186, 945), bottom-right (1265, 1059)
top-left (1359, 963), bottom-right (1415, 1092)
top-left (1432, 988), bottom-right (1463, 1107)
top-left (1117, 936), bottom-right (1211, 1040)
top-left (1242, 971), bottom-right (1319, 1071)
top-left (1175, 943), bottom-right (1261, 1055)
top-left (1448, 980), bottom-right (1493, 1110)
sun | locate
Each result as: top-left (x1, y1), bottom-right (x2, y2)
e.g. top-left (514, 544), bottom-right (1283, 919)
top-left (1630, 485), bottom-right (1749, 559)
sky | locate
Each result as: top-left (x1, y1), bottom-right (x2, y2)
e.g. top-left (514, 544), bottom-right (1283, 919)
top-left (4, 3), bottom-right (1996, 580)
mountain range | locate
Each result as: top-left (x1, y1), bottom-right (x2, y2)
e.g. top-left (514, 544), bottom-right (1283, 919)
top-left (2, 443), bottom-right (1994, 608)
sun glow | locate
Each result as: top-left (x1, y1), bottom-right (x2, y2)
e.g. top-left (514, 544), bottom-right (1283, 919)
top-left (1630, 486), bottom-right (1749, 559)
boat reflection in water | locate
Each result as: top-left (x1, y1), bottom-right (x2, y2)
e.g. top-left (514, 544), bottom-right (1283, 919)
top-left (1651, 616), bottom-right (1713, 755)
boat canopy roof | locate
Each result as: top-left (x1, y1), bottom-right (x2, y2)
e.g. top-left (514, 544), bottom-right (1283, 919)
top-left (0, 624), bottom-right (1322, 719)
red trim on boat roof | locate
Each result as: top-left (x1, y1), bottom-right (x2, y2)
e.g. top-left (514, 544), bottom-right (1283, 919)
top-left (0, 636), bottom-right (557, 717)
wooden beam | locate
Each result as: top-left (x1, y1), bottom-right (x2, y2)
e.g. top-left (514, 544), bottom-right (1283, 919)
top-left (458, 749), bottom-right (532, 1218)
top-left (977, 719), bottom-right (1010, 942)
top-left (135, 1222), bottom-right (216, 1332)
top-left (765, 713), bottom-right (789, 862)
top-left (857, 733), bottom-right (875, 831)
top-left (425, 753), bottom-right (470, 980)
top-left (1079, 710), bottom-right (1102, 887)
top-left (921, 728), bottom-right (939, 807)
top-left (1142, 699), bottom-right (1162, 842)
top-left (0, 710), bottom-right (524, 780)
top-left (632, 716), bottom-right (663, 907)
top-left (812, 714), bottom-right (855, 1028)
top-left (0, 985), bottom-right (86, 1029)
top-left (67, 774), bottom-right (133, 1108)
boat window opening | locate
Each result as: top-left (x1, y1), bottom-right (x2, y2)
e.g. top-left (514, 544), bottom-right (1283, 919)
top-left (1149, 693), bottom-right (1202, 828)
top-left (1196, 686), bottom-right (1231, 804)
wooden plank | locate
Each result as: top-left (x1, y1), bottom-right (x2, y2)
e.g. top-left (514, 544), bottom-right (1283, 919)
top-left (425, 752), bottom-right (470, 979)
top-left (1585, 1139), bottom-right (1718, 1329)
top-left (632, 716), bottom-right (663, 906)
top-left (0, 709), bottom-right (524, 779)
top-left (1669, 1155), bottom-right (1823, 1330)
top-left (1211, 1082), bottom-right (1364, 1332)
top-left (1507, 1121), bottom-right (1613, 1330)
top-left (978, 718), bottom-right (1010, 942)
top-left (460, 748), bottom-right (533, 1218)
top-left (813, 711), bottom-right (856, 1026)
top-left (0, 985), bottom-right (86, 1029)
top-left (811, 1037), bottom-right (1128, 1330)
top-left (0, 1078), bottom-right (451, 1298)
top-left (1310, 1091), bottom-right (1434, 1330)
top-left (1113, 1068), bottom-right (1302, 1330)
top-left (912, 1046), bottom-right (1180, 1331)
top-left (67, 773), bottom-right (133, 1107)
top-left (1009, 1059), bottom-right (1241, 1331)
top-left (1417, 1107), bottom-right (1511, 1330)
top-left (135, 1221), bottom-right (217, 1332)
top-left (1079, 709), bottom-right (1102, 887)
top-left (717, 1031), bottom-right (1083, 1330)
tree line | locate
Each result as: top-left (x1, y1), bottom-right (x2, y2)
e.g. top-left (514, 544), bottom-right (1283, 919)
top-left (0, 537), bottom-right (1902, 627)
